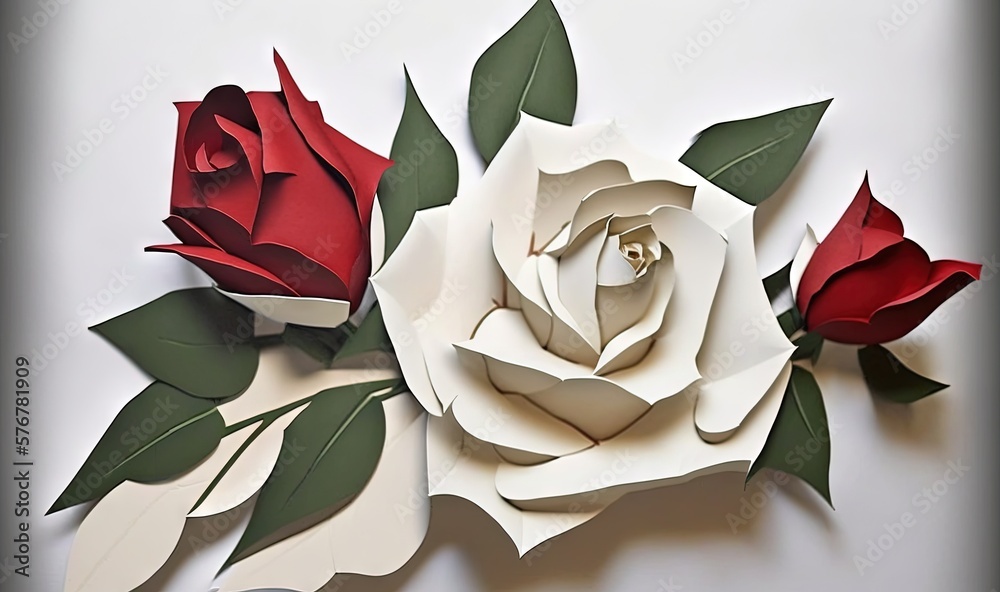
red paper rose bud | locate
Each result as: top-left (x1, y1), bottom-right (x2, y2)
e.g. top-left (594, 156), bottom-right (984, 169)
top-left (793, 174), bottom-right (981, 345)
top-left (147, 50), bottom-right (392, 314)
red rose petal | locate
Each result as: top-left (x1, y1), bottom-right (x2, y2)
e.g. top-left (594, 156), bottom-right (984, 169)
top-left (163, 215), bottom-right (222, 249)
top-left (271, 50), bottom-right (392, 233)
top-left (805, 239), bottom-right (932, 329)
top-left (169, 102), bottom-right (204, 212)
top-left (182, 85), bottom-right (258, 173)
top-left (178, 207), bottom-right (352, 301)
top-left (811, 260), bottom-right (981, 344)
top-left (797, 174), bottom-right (903, 313)
top-left (859, 226), bottom-right (905, 260)
top-left (246, 92), bottom-right (305, 175)
top-left (250, 172), bottom-right (360, 300)
top-left (146, 243), bottom-right (300, 297)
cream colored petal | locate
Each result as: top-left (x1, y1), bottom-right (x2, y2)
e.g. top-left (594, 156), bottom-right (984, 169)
top-left (595, 253), bottom-right (675, 375)
top-left (562, 181), bottom-right (696, 252)
top-left (215, 395), bottom-right (428, 591)
top-left (596, 206), bottom-right (726, 404)
top-left (371, 206), bottom-right (451, 416)
top-left (555, 218), bottom-right (609, 354)
top-left (596, 272), bottom-right (656, 348)
top-left (494, 362), bottom-right (790, 509)
top-left (456, 309), bottom-right (649, 440)
top-left (64, 424), bottom-right (258, 592)
top-left (513, 255), bottom-right (553, 345)
top-left (532, 161), bottom-right (633, 248)
top-left (427, 412), bottom-right (611, 557)
top-left (789, 224), bottom-right (819, 301)
top-left (215, 288), bottom-right (350, 330)
top-left (447, 345), bottom-right (594, 458)
top-left (537, 253), bottom-right (599, 365)
top-left (693, 214), bottom-right (796, 442)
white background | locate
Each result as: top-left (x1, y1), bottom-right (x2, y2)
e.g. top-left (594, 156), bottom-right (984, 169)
top-left (3, 0), bottom-right (996, 590)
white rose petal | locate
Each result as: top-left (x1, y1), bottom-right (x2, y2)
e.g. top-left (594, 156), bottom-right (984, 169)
top-left (375, 114), bottom-right (794, 552)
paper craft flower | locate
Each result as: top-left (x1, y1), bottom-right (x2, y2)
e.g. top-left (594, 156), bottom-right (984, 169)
top-left (790, 175), bottom-right (982, 345)
top-left (373, 115), bottom-right (796, 554)
top-left (147, 50), bottom-right (392, 328)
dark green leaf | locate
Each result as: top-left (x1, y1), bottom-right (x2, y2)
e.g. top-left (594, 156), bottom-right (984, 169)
top-left (378, 68), bottom-right (459, 261)
top-left (858, 344), bottom-right (948, 403)
top-left (680, 99), bottom-right (832, 205)
top-left (48, 382), bottom-right (224, 514)
top-left (334, 302), bottom-right (392, 362)
top-left (469, 0), bottom-right (576, 163)
top-left (791, 332), bottom-right (824, 365)
top-left (92, 288), bottom-right (259, 398)
top-left (748, 366), bottom-right (832, 507)
top-left (763, 261), bottom-right (793, 302)
top-left (281, 324), bottom-right (351, 367)
top-left (226, 378), bottom-right (399, 564)
top-left (777, 308), bottom-right (803, 337)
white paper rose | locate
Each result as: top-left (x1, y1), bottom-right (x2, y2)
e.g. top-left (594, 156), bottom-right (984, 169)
top-left (373, 115), bottom-right (796, 555)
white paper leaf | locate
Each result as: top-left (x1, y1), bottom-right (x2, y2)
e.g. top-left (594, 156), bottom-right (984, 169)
top-left (214, 394), bottom-right (429, 592)
top-left (63, 424), bottom-right (259, 592)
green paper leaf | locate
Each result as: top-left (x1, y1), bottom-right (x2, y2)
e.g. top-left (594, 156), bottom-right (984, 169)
top-left (858, 344), bottom-right (948, 403)
top-left (48, 382), bottom-right (224, 514)
top-left (92, 288), bottom-right (259, 399)
top-left (378, 68), bottom-right (459, 260)
top-left (680, 99), bottom-right (832, 205)
top-left (791, 332), bottom-right (824, 365)
top-left (335, 302), bottom-right (392, 362)
top-left (777, 308), bottom-right (803, 337)
top-left (226, 378), bottom-right (399, 564)
top-left (748, 366), bottom-right (832, 507)
top-left (281, 324), bottom-right (351, 367)
top-left (763, 261), bottom-right (793, 302)
top-left (469, 0), bottom-right (576, 163)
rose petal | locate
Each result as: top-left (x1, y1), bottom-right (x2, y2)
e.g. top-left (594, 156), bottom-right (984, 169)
top-left (272, 50), bottom-right (392, 235)
top-left (692, 214), bottom-right (795, 442)
top-left (214, 288), bottom-right (351, 329)
top-left (594, 251), bottom-right (675, 375)
top-left (145, 243), bottom-right (298, 296)
top-left (797, 173), bottom-right (902, 312)
top-left (494, 362), bottom-right (789, 510)
top-left (370, 207), bottom-right (451, 416)
top-left (789, 225), bottom-right (819, 299)
top-left (163, 214), bottom-right (222, 249)
top-left (427, 413), bottom-right (609, 557)
top-left (812, 259), bottom-right (981, 344)
top-left (456, 308), bottom-right (650, 440)
top-left (805, 239), bottom-right (933, 328)
top-left (449, 351), bottom-right (595, 458)
top-left (563, 181), bottom-right (695, 251)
